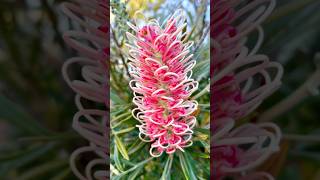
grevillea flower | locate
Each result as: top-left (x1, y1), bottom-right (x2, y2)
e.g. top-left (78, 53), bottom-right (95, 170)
top-left (62, 0), bottom-right (109, 179)
top-left (126, 10), bottom-right (199, 157)
top-left (212, 0), bottom-right (283, 179)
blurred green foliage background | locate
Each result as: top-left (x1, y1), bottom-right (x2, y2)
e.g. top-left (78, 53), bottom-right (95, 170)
top-left (0, 0), bottom-right (319, 179)
top-left (260, 0), bottom-right (320, 179)
top-left (0, 0), bottom-right (79, 179)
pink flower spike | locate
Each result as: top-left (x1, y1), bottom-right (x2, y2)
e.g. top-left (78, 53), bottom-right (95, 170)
top-left (127, 10), bottom-right (199, 157)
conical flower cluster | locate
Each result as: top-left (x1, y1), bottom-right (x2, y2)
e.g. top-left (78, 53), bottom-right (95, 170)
top-left (126, 10), bottom-right (199, 157)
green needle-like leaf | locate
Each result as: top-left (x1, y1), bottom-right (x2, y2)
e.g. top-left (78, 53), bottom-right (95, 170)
top-left (114, 135), bottom-right (129, 160)
top-left (0, 95), bottom-right (50, 135)
top-left (178, 151), bottom-right (197, 180)
top-left (114, 143), bottom-right (124, 172)
top-left (160, 155), bottom-right (174, 180)
top-left (113, 126), bottom-right (136, 135)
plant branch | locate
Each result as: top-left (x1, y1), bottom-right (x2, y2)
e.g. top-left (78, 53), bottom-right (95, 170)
top-left (111, 28), bottom-right (130, 78)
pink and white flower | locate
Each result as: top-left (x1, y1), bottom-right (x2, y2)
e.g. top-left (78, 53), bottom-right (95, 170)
top-left (126, 10), bottom-right (199, 157)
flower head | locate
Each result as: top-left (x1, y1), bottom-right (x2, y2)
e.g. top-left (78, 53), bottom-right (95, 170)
top-left (126, 10), bottom-right (199, 157)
